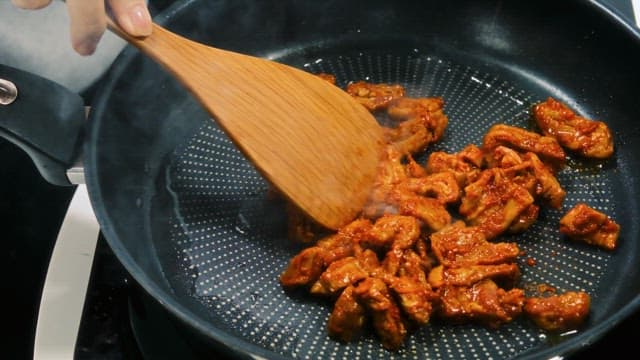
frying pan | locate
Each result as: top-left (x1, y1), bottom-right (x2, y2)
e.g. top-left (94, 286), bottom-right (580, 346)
top-left (1, 0), bottom-right (639, 358)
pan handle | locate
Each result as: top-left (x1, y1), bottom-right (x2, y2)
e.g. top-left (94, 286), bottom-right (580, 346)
top-left (0, 64), bottom-right (85, 186)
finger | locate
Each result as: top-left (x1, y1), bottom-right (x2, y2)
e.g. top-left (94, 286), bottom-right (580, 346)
top-left (66, 0), bottom-right (107, 56)
top-left (108, 0), bottom-right (152, 37)
top-left (11, 0), bottom-right (52, 10)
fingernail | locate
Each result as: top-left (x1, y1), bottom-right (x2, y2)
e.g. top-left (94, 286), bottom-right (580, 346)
top-left (11, 0), bottom-right (51, 10)
top-left (124, 4), bottom-right (152, 37)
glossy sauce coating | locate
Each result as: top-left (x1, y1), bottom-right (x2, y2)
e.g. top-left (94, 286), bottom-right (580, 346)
top-left (280, 82), bottom-right (614, 350)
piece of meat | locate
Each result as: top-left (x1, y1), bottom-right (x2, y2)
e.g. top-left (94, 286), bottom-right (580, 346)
top-left (524, 291), bottom-right (591, 331)
top-left (430, 221), bottom-right (520, 267)
top-left (397, 249), bottom-right (431, 284)
top-left (490, 149), bottom-right (538, 196)
top-left (489, 147), bottom-right (566, 209)
top-left (346, 81), bottom-right (405, 111)
top-left (559, 203), bottom-right (620, 250)
top-left (384, 119), bottom-right (434, 155)
top-left (364, 145), bottom-right (455, 228)
top-left (327, 286), bottom-right (366, 342)
top-left (459, 168), bottom-right (534, 239)
top-left (364, 214), bottom-right (421, 250)
top-left (279, 247), bottom-right (326, 287)
top-left (488, 147), bottom-right (566, 209)
top-left (391, 189), bottom-right (452, 231)
top-left (375, 146), bottom-right (408, 187)
top-left (281, 218), bottom-right (374, 288)
top-left (310, 256), bottom-right (369, 296)
top-left (354, 277), bottom-right (407, 350)
top-left (414, 237), bottom-right (437, 273)
top-left (426, 144), bottom-right (484, 188)
top-left (379, 247), bottom-right (405, 277)
top-left (396, 172), bottom-right (461, 205)
top-left (384, 97), bottom-right (449, 154)
top-left (533, 97), bottom-right (614, 159)
top-left (522, 152), bottom-right (566, 208)
top-left (458, 143), bottom-right (485, 167)
top-left (437, 279), bottom-right (525, 328)
top-left (364, 147), bottom-right (453, 229)
top-left (387, 97), bottom-right (446, 126)
top-left (387, 97), bottom-right (448, 136)
top-left (389, 276), bottom-right (436, 325)
top-left (482, 124), bottom-right (566, 170)
top-left (427, 263), bottom-right (520, 288)
top-left (354, 248), bottom-right (381, 274)
top-left (405, 154), bottom-right (428, 178)
top-left (316, 218), bottom-right (372, 264)
top-left (507, 204), bottom-right (540, 233)
top-left (377, 248), bottom-right (431, 283)
top-left (486, 145), bottom-right (526, 169)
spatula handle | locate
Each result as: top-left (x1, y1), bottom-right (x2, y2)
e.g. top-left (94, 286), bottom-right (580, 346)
top-left (106, 16), bottom-right (210, 77)
top-left (0, 64), bottom-right (85, 186)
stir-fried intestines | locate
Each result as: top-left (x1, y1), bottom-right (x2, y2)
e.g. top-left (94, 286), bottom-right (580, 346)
top-left (279, 78), bottom-right (618, 350)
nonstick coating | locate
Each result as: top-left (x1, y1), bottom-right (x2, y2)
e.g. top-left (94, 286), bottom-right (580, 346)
top-left (87, 0), bottom-right (640, 358)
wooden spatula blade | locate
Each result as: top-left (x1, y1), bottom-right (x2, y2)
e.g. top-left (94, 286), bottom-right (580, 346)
top-left (113, 23), bottom-right (384, 229)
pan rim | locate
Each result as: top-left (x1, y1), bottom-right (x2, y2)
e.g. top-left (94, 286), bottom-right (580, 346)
top-left (589, 0), bottom-right (640, 39)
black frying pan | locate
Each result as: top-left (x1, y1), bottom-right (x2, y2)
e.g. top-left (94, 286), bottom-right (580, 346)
top-left (1, 0), bottom-right (639, 358)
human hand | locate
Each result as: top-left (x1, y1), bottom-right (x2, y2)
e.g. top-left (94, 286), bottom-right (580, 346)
top-left (11, 0), bottom-right (152, 56)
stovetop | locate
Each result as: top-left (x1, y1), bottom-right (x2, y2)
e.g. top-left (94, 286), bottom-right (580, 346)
top-left (4, 1), bottom-right (640, 359)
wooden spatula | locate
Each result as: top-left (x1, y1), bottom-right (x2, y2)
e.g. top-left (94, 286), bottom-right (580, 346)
top-left (108, 21), bottom-right (383, 230)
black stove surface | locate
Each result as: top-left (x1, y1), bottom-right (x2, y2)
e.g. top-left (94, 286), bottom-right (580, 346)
top-left (3, 140), bottom-right (75, 359)
top-left (74, 236), bottom-right (142, 359)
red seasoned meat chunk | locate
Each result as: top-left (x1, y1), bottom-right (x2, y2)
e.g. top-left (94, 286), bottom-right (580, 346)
top-left (524, 291), bottom-right (591, 331)
top-left (437, 279), bottom-right (525, 328)
top-left (279, 247), bottom-right (326, 287)
top-left (508, 204), bottom-right (540, 234)
top-left (429, 221), bottom-right (520, 267)
top-left (354, 277), bottom-right (407, 350)
top-left (426, 144), bottom-right (484, 188)
top-left (310, 256), bottom-right (369, 296)
top-left (328, 286), bottom-right (366, 342)
top-left (363, 147), bottom-right (452, 231)
top-left (347, 81), bottom-right (405, 111)
top-left (364, 214), bottom-right (421, 251)
top-left (316, 218), bottom-right (372, 264)
top-left (390, 189), bottom-right (452, 231)
top-left (459, 168), bottom-right (534, 239)
top-left (280, 219), bottom-right (373, 287)
top-left (489, 147), bottom-right (566, 209)
top-left (389, 276), bottom-right (436, 325)
top-left (533, 97), bottom-right (614, 159)
top-left (559, 203), bottom-right (620, 250)
top-left (482, 124), bottom-right (566, 170)
top-left (427, 263), bottom-right (520, 288)
top-left (384, 97), bottom-right (449, 154)
top-left (396, 172), bottom-right (461, 205)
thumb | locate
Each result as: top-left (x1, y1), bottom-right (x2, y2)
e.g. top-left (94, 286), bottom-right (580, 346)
top-left (108, 0), bottom-right (152, 37)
